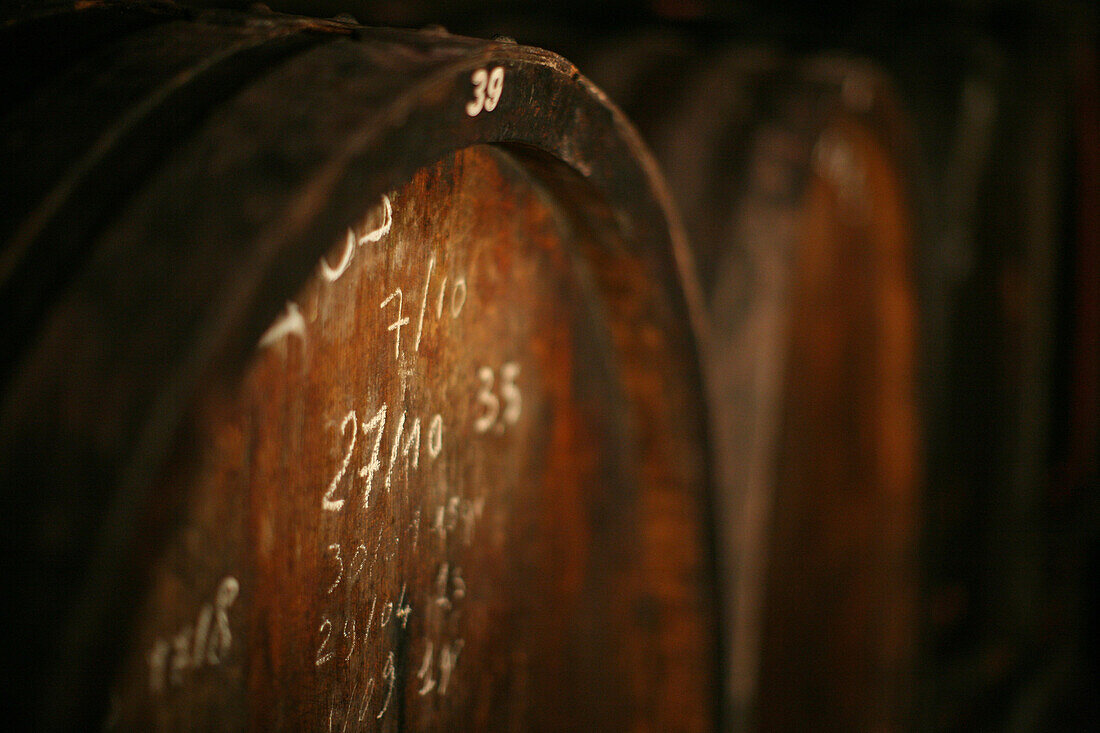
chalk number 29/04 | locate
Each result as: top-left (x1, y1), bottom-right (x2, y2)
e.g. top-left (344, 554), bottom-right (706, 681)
top-left (465, 67), bottom-right (504, 117)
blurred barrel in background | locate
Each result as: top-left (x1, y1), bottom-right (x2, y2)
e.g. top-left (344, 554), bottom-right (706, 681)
top-left (459, 4), bottom-right (1097, 725)
top-left (752, 58), bottom-right (920, 733)
top-left (0, 3), bottom-right (719, 729)
top-left (570, 35), bottom-right (922, 731)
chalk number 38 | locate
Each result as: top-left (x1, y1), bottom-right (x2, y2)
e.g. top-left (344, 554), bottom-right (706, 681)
top-left (465, 67), bottom-right (505, 117)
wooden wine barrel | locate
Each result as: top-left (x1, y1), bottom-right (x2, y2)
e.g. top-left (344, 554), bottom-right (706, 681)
top-left (572, 34), bottom-right (922, 731)
top-left (0, 3), bottom-right (718, 729)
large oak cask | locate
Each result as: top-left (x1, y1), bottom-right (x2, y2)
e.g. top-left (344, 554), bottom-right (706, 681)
top-left (0, 3), bottom-right (719, 729)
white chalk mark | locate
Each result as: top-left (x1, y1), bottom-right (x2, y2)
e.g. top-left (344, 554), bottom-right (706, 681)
top-left (380, 289), bottom-right (409, 359)
top-left (451, 277), bottom-right (468, 316)
top-left (259, 301), bottom-right (306, 349)
top-left (359, 405), bottom-right (387, 508)
top-left (447, 497), bottom-right (460, 532)
top-left (466, 67), bottom-right (504, 116)
top-left (384, 410), bottom-right (406, 491)
top-left (428, 414), bottom-right (443, 458)
top-left (358, 678), bottom-right (376, 723)
top-left (340, 675), bottom-right (359, 733)
top-left (401, 418), bottom-right (422, 472)
top-left (435, 563), bottom-right (452, 611)
top-left (438, 639), bottom-right (464, 695)
top-left (436, 276), bottom-right (448, 319)
top-left (475, 366), bottom-right (499, 433)
top-left (342, 617), bottom-right (356, 662)
top-left (376, 652), bottom-right (396, 719)
top-left (452, 567), bottom-right (466, 600)
top-left (501, 361), bottom-right (522, 424)
top-left (485, 66), bottom-right (505, 111)
top-left (359, 195), bottom-right (392, 245)
top-left (149, 576), bottom-right (239, 692)
top-left (321, 229), bottom-right (355, 282)
top-left (409, 508), bottom-right (422, 553)
top-left (397, 362), bottom-right (416, 403)
top-left (369, 521), bottom-right (386, 573)
top-left (217, 576), bottom-right (239, 607)
top-left (414, 256), bottom-right (435, 352)
top-left (323, 411), bottom-right (357, 512)
top-left (363, 596), bottom-right (377, 641)
top-left (347, 544), bottom-right (368, 584)
top-left (466, 68), bottom-right (488, 116)
top-left (170, 629), bottom-right (192, 686)
top-left (191, 604), bottom-right (213, 668)
top-left (325, 543), bottom-right (344, 594)
top-left (395, 583), bottom-right (411, 629)
top-left (417, 641), bottom-right (436, 696)
top-left (433, 506), bottom-right (447, 545)
top-left (315, 618), bottom-right (334, 666)
top-left (462, 498), bottom-right (485, 545)
top-left (207, 577), bottom-right (238, 664)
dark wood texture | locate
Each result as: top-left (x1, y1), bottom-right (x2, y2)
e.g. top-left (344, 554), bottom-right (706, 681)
top-left (0, 4), bottom-right (717, 729)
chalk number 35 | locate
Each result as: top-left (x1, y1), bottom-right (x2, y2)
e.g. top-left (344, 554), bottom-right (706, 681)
top-left (465, 67), bottom-right (505, 117)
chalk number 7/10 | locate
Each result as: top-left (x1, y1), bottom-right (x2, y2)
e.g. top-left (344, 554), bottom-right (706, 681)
top-left (465, 67), bottom-right (505, 117)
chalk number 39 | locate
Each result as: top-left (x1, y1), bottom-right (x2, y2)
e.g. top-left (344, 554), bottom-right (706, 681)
top-left (465, 67), bottom-right (505, 117)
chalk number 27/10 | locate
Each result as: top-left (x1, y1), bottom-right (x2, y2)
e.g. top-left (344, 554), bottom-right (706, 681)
top-left (465, 67), bottom-right (505, 117)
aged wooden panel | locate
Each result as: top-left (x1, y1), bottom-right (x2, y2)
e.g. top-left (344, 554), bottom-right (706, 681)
top-left (0, 4), bottom-right (717, 729)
